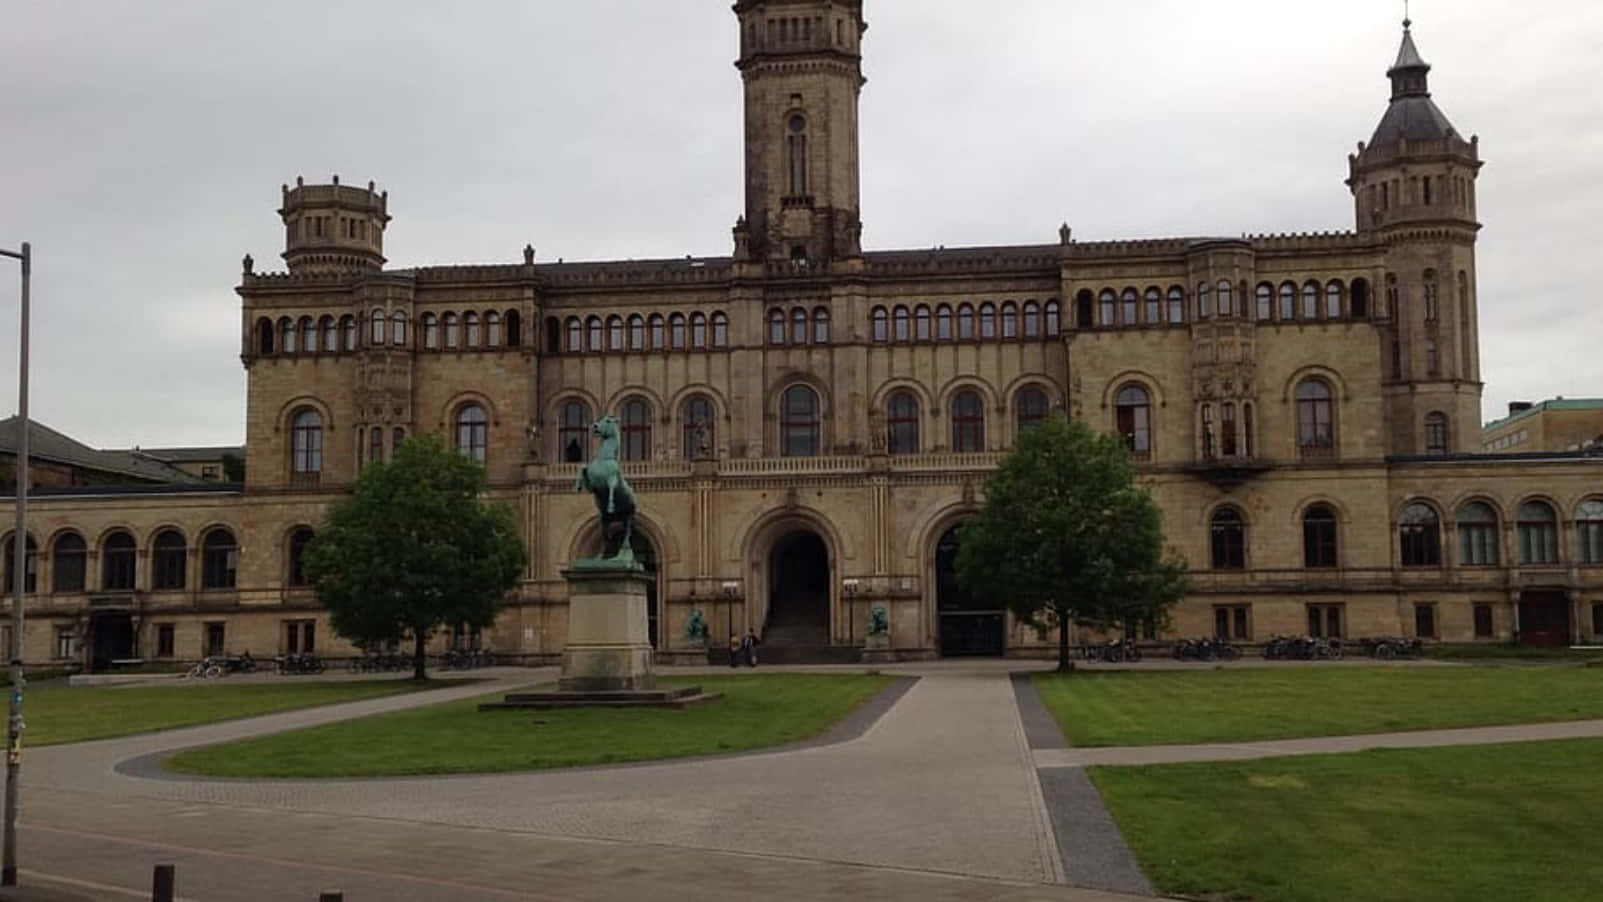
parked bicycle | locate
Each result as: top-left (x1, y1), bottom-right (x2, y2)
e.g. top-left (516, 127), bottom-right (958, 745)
top-left (1171, 637), bottom-right (1242, 662)
top-left (184, 657), bottom-right (224, 679)
top-left (275, 652), bottom-right (325, 675)
top-left (1262, 635), bottom-right (1343, 660)
top-left (220, 651), bottom-right (256, 675)
top-left (1359, 636), bottom-right (1424, 660)
top-left (1080, 637), bottom-right (1143, 663)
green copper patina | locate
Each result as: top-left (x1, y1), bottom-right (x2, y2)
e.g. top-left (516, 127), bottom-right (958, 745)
top-left (574, 414), bottom-right (641, 568)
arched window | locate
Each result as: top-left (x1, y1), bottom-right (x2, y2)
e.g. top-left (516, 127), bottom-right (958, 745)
top-left (51, 532), bottom-right (86, 593)
top-left (1577, 499), bottom-right (1603, 564)
top-left (607, 315), bottom-right (624, 351)
top-left (871, 307), bottom-right (888, 342)
top-left (456, 404), bottom-right (488, 463)
top-left (1243, 402), bottom-right (1255, 457)
top-left (886, 391), bottom-right (920, 455)
top-left (1303, 505), bottom-right (1337, 568)
top-left (1121, 289), bottom-right (1138, 325)
top-left (620, 397), bottom-right (652, 461)
top-left (566, 317), bottom-right (582, 352)
top-left (1424, 412), bottom-right (1449, 455)
top-left (341, 315), bottom-right (358, 351)
top-left (893, 306), bottom-right (911, 342)
top-left (392, 311), bottom-right (407, 346)
top-left (287, 527), bottom-right (315, 587)
top-left (256, 318), bottom-right (275, 355)
top-left (202, 528), bottom-right (237, 589)
top-left (1167, 286), bottom-right (1184, 324)
top-left (1144, 288), bottom-right (1161, 325)
top-left (1399, 502), bottom-right (1442, 567)
top-left (1302, 281), bottom-right (1320, 320)
top-left (669, 313), bottom-right (687, 349)
top-left (422, 313), bottom-right (440, 350)
top-left (3, 535), bottom-right (35, 596)
top-left (1210, 508), bottom-right (1246, 570)
top-left (486, 311), bottom-right (502, 347)
top-left (1458, 501), bottom-right (1500, 566)
top-left (444, 313), bottom-right (461, 350)
top-left (587, 316), bottom-right (604, 352)
top-left (1099, 290), bottom-right (1116, 326)
top-left (791, 307), bottom-right (807, 345)
top-left (279, 317), bottom-right (296, 354)
top-left (291, 408), bottom-right (323, 483)
top-left (101, 531), bottom-right (136, 591)
top-left (370, 308), bottom-right (387, 345)
top-left (1016, 386), bottom-right (1050, 435)
top-left (681, 395), bottom-right (715, 459)
top-left (1423, 269), bottom-right (1440, 321)
top-left (1221, 402), bottom-right (1238, 457)
top-left (936, 305), bottom-right (953, 340)
top-left (957, 304), bottom-right (976, 340)
top-left (713, 312), bottom-right (730, 348)
top-left (1216, 280), bottom-right (1232, 318)
top-left (505, 309), bottom-right (522, 347)
top-left (369, 426), bottom-right (383, 465)
top-left (1518, 501), bottom-right (1559, 565)
top-left (1114, 384), bottom-right (1151, 457)
top-left (152, 529), bottom-right (187, 590)
top-left (780, 385), bottom-right (821, 457)
top-left (991, 302), bottom-right (1009, 339)
top-left (812, 307), bottom-right (829, 344)
top-left (1021, 302), bottom-right (1039, 338)
top-left (650, 314), bottom-right (667, 349)
top-left (1197, 282), bottom-right (1212, 319)
top-left (320, 316), bottom-right (337, 352)
top-left (1256, 283), bottom-right (1273, 321)
top-left (1279, 282), bottom-right (1296, 320)
top-left (1351, 279), bottom-right (1371, 318)
top-left (1386, 273), bottom-right (1400, 316)
top-left (951, 390), bottom-right (985, 452)
top-left (1325, 281), bottom-right (1343, 319)
top-left (786, 114), bottom-right (808, 196)
top-left (1295, 379), bottom-right (1335, 457)
top-left (915, 305), bottom-right (933, 340)
top-left (559, 400), bottom-right (590, 463)
top-left (689, 313), bottom-right (707, 349)
top-left (771, 308), bottom-right (789, 345)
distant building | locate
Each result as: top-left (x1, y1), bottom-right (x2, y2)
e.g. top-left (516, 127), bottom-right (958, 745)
top-left (1482, 399), bottom-right (1603, 454)
top-left (123, 446), bottom-right (245, 482)
top-left (0, 416), bottom-right (214, 490)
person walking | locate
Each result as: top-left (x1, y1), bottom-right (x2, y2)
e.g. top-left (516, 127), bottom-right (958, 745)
top-left (741, 628), bottom-right (760, 668)
top-left (728, 633), bottom-right (742, 668)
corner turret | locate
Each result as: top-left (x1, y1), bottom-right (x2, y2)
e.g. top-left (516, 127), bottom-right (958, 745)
top-left (279, 175), bottom-right (390, 275)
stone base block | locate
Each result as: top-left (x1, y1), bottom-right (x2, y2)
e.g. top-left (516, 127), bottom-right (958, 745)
top-left (559, 644), bottom-right (656, 692)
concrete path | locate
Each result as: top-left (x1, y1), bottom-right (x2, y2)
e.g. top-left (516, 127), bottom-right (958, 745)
top-left (1032, 717), bottom-right (1603, 768)
top-left (21, 664), bottom-right (1131, 898)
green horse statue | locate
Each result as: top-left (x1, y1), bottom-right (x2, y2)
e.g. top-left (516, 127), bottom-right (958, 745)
top-left (575, 414), bottom-right (638, 563)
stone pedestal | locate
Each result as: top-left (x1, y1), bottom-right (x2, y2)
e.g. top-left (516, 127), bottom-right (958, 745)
top-left (558, 562), bottom-right (656, 692)
top-left (861, 632), bottom-right (895, 664)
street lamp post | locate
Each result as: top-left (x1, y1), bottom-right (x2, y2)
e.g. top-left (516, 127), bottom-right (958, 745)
top-left (0, 241), bottom-right (30, 887)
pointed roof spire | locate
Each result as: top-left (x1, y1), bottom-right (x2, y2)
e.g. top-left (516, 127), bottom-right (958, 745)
top-left (1387, 16), bottom-right (1431, 99)
top-left (1368, 15), bottom-right (1459, 146)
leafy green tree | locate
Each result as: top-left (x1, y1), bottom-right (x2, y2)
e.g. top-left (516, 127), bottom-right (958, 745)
top-left (303, 433), bottom-right (526, 679)
top-left (955, 415), bottom-right (1187, 671)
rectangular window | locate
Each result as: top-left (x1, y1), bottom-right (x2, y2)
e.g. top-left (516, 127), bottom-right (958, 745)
top-left (1593, 603), bottom-right (1603, 636)
top-left (204, 622), bottom-right (226, 658)
top-left (1306, 604), bottom-right (1344, 638)
top-left (1414, 603), bottom-right (1437, 639)
top-left (1213, 606), bottom-right (1250, 640)
top-left (55, 627), bottom-right (73, 660)
top-left (1474, 603), bottom-right (1494, 639)
top-left (0, 625), bottom-right (10, 658)
top-left (156, 624), bottom-right (175, 658)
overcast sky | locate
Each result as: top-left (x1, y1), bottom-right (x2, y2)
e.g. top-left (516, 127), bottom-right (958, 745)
top-left (2, 0), bottom-right (1599, 448)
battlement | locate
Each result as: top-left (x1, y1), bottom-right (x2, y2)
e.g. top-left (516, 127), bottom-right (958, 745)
top-left (1063, 237), bottom-right (1195, 259)
top-left (864, 245), bottom-right (1059, 278)
top-left (1349, 133), bottom-right (1480, 171)
top-left (1244, 230), bottom-right (1370, 252)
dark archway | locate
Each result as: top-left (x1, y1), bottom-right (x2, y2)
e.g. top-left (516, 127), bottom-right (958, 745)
top-left (765, 530), bottom-right (829, 645)
top-left (630, 530), bottom-right (660, 648)
top-left (936, 524), bottom-right (1004, 656)
top-left (89, 611), bottom-right (135, 672)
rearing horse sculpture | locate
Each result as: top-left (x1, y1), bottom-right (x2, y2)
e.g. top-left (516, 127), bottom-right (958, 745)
top-left (575, 414), bottom-right (638, 562)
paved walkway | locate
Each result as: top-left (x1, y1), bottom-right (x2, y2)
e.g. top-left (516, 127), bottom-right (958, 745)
top-left (1031, 717), bottom-right (1603, 768)
top-left (18, 663), bottom-right (1168, 900)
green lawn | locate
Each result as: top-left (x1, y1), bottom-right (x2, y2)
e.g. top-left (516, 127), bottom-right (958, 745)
top-left (1091, 739), bottom-right (1603, 902)
top-left (167, 673), bottom-right (892, 777)
top-left (1034, 667), bottom-right (1603, 746)
top-left (22, 680), bottom-right (427, 746)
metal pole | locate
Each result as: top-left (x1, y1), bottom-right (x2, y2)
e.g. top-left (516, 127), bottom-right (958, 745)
top-left (1, 241), bottom-right (29, 887)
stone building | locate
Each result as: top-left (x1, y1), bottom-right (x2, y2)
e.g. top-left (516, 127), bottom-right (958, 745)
top-left (1482, 399), bottom-right (1603, 454)
top-left (5, 4), bottom-right (1602, 669)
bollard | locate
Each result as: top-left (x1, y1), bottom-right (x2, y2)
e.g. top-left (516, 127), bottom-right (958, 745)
top-left (151, 864), bottom-right (175, 902)
top-left (318, 892), bottom-right (343, 902)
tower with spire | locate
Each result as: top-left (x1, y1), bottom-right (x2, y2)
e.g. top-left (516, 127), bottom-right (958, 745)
top-left (1348, 18), bottom-right (1484, 454)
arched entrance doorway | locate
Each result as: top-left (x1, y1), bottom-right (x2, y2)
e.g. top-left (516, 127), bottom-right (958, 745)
top-left (765, 530), bottom-right (829, 646)
top-left (935, 524), bottom-right (1004, 656)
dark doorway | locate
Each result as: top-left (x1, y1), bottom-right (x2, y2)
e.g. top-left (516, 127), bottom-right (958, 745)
top-left (630, 531), bottom-right (659, 648)
top-left (936, 524), bottom-right (1005, 656)
top-left (89, 611), bottom-right (135, 672)
top-left (765, 531), bottom-right (829, 645)
top-left (1519, 591), bottom-right (1571, 647)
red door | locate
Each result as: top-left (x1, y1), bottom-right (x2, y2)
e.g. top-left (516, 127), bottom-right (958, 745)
top-left (1520, 592), bottom-right (1572, 647)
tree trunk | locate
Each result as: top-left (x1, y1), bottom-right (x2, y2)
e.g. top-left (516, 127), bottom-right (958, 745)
top-left (412, 630), bottom-right (428, 681)
top-left (1056, 611), bottom-right (1074, 672)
